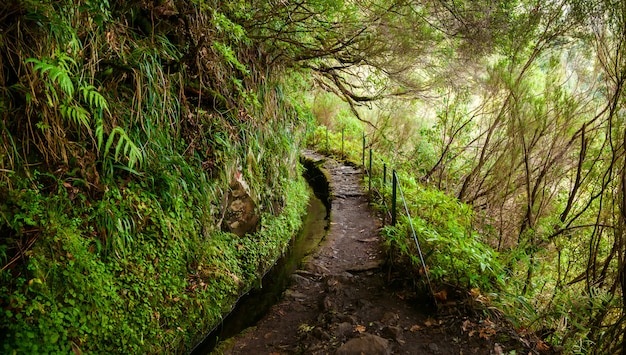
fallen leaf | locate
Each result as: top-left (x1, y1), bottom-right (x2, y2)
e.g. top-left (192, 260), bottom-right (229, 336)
top-left (493, 343), bottom-right (504, 355)
top-left (461, 320), bottom-right (473, 332)
top-left (298, 323), bottom-right (314, 333)
top-left (409, 324), bottom-right (423, 332)
top-left (475, 295), bottom-right (489, 304)
top-left (478, 327), bottom-right (497, 339)
top-left (424, 318), bottom-right (440, 327)
top-left (433, 289), bottom-right (448, 301)
top-left (354, 325), bottom-right (366, 333)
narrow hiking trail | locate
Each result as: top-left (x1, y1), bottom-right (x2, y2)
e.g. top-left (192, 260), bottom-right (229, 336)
top-left (215, 152), bottom-right (536, 355)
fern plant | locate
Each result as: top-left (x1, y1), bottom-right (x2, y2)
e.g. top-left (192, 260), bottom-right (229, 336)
top-left (26, 53), bottom-right (76, 98)
top-left (28, 52), bottom-right (144, 171)
top-left (98, 125), bottom-right (144, 170)
top-left (80, 85), bottom-right (109, 112)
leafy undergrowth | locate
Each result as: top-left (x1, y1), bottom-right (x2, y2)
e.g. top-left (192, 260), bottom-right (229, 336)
top-left (380, 181), bottom-right (555, 353)
top-left (0, 167), bottom-right (308, 353)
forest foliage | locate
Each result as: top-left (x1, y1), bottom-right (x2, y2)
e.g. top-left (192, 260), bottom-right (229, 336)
top-left (303, 1), bottom-right (626, 353)
top-left (3, 0), bottom-right (626, 353)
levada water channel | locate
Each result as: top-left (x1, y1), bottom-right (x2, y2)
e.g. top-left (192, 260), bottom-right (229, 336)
top-left (190, 157), bottom-right (330, 354)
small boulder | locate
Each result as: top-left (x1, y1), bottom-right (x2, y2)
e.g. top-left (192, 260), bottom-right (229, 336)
top-left (222, 173), bottom-right (259, 237)
top-left (381, 325), bottom-right (404, 342)
top-left (305, 261), bottom-right (331, 276)
top-left (333, 322), bottom-right (353, 339)
top-left (381, 312), bottom-right (399, 325)
top-left (291, 273), bottom-right (311, 287)
top-left (336, 333), bottom-right (391, 355)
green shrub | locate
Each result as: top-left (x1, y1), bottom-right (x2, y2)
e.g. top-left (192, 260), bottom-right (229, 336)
top-left (381, 183), bottom-right (505, 292)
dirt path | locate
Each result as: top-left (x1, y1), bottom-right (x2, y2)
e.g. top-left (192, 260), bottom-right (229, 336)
top-left (215, 152), bottom-right (531, 355)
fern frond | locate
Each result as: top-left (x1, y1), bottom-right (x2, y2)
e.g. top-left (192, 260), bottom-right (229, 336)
top-left (27, 59), bottom-right (55, 75)
top-left (27, 57), bottom-right (75, 97)
top-left (53, 72), bottom-right (74, 97)
top-left (60, 103), bottom-right (91, 128)
top-left (80, 85), bottom-right (110, 113)
top-left (104, 127), bottom-right (144, 170)
top-left (96, 116), bottom-right (105, 152)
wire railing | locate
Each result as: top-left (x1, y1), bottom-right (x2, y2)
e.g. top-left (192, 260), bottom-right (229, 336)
top-left (394, 170), bottom-right (435, 298)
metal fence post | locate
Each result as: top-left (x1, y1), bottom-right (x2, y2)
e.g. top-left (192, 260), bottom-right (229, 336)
top-left (392, 170), bottom-right (397, 226)
top-left (383, 163), bottom-right (387, 186)
top-left (368, 148), bottom-right (372, 193)
top-left (362, 132), bottom-right (365, 167)
top-left (382, 163), bottom-right (387, 226)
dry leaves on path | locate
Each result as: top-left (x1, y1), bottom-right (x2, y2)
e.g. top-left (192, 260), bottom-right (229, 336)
top-left (353, 325), bottom-right (366, 333)
top-left (409, 324), bottom-right (423, 332)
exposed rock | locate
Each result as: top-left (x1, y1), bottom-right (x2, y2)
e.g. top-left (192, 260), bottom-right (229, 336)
top-left (381, 325), bottom-right (404, 342)
top-left (305, 261), bottom-right (331, 276)
top-left (291, 273), bottom-right (312, 287)
top-left (284, 290), bottom-right (307, 301)
top-left (210, 153), bottom-right (530, 355)
top-left (381, 312), bottom-right (399, 325)
top-left (337, 313), bottom-right (358, 324)
top-left (336, 333), bottom-right (391, 355)
top-left (313, 327), bottom-right (331, 340)
top-left (334, 322), bottom-right (354, 339)
top-left (346, 259), bottom-right (384, 272)
top-left (222, 173), bottom-right (259, 237)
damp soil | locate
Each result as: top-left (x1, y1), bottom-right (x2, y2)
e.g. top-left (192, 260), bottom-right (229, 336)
top-left (207, 151), bottom-right (555, 355)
